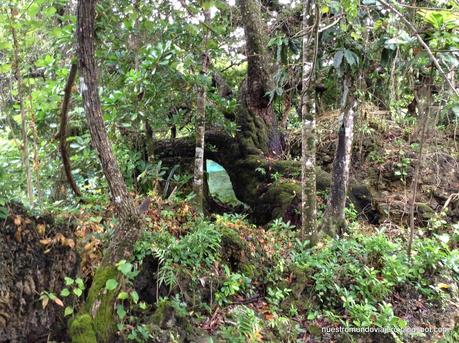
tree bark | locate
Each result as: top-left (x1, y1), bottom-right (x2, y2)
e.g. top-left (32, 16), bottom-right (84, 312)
top-left (407, 83), bottom-right (431, 258)
top-left (9, 8), bottom-right (33, 204)
top-left (192, 10), bottom-right (210, 213)
top-left (237, 0), bottom-right (282, 156)
top-left (301, 0), bottom-right (319, 243)
top-left (59, 63), bottom-right (82, 198)
top-left (322, 73), bottom-right (356, 235)
top-left (71, 2), bottom-right (145, 341)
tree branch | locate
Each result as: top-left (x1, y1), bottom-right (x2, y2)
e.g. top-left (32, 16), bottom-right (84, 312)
top-left (59, 62), bottom-right (82, 198)
top-left (377, 0), bottom-right (459, 97)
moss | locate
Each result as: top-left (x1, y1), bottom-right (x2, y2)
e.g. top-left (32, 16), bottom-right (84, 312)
top-left (69, 265), bottom-right (119, 343)
top-left (69, 314), bottom-right (97, 343)
top-left (152, 300), bottom-right (187, 327)
top-left (86, 266), bottom-right (118, 342)
top-left (218, 226), bottom-right (248, 270)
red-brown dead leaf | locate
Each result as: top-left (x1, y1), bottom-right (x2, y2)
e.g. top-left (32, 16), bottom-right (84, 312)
top-left (54, 297), bottom-right (64, 307)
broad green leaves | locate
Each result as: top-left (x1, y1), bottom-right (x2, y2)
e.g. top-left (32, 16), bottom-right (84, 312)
top-left (333, 49), bottom-right (359, 75)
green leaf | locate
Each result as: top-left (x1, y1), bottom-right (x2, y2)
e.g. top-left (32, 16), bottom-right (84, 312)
top-left (117, 260), bottom-right (133, 276)
top-left (73, 288), bottom-right (83, 297)
top-left (344, 49), bottom-right (359, 66)
top-left (64, 306), bottom-right (74, 316)
top-left (0, 206), bottom-right (8, 219)
top-left (105, 279), bottom-right (118, 291)
top-left (333, 50), bottom-right (344, 72)
top-left (60, 288), bottom-right (70, 297)
top-left (64, 277), bottom-right (75, 286)
top-left (117, 291), bottom-right (129, 300)
top-left (116, 304), bottom-right (127, 320)
top-left (44, 6), bottom-right (57, 17)
top-left (202, 1), bottom-right (215, 10)
top-left (27, 3), bottom-right (40, 17)
top-left (130, 291), bottom-right (139, 304)
top-left (0, 64), bottom-right (11, 73)
top-left (75, 278), bottom-right (85, 289)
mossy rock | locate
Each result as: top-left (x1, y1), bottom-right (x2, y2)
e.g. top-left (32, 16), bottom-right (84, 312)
top-left (149, 300), bottom-right (210, 343)
top-left (218, 226), bottom-right (248, 270)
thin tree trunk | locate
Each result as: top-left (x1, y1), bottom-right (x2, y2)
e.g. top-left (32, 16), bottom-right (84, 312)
top-left (9, 8), bottom-right (33, 204)
top-left (27, 79), bottom-right (43, 201)
top-left (59, 63), bottom-right (82, 197)
top-left (407, 84), bottom-right (430, 258)
top-left (70, 2), bottom-right (146, 341)
top-left (193, 10), bottom-right (210, 213)
top-left (301, 0), bottom-right (319, 244)
top-left (323, 73), bottom-right (357, 235)
top-left (77, 0), bottom-right (142, 264)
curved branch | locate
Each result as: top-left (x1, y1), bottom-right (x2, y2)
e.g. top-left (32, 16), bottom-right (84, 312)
top-left (59, 62), bottom-right (82, 197)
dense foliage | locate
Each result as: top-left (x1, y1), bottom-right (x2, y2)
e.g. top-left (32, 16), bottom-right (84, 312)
top-left (0, 0), bottom-right (458, 342)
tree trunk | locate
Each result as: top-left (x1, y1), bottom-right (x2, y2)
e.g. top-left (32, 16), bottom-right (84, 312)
top-left (9, 8), bottom-right (33, 204)
top-left (322, 73), bottom-right (356, 236)
top-left (301, 0), bottom-right (319, 243)
top-left (59, 62), bottom-right (82, 198)
top-left (70, 1), bottom-right (144, 341)
top-left (192, 10), bottom-right (210, 213)
top-left (77, 0), bottom-right (142, 263)
top-left (407, 83), bottom-right (431, 258)
top-left (237, 0), bottom-right (282, 156)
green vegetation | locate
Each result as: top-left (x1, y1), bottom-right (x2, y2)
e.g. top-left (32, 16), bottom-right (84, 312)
top-left (0, 0), bottom-right (458, 342)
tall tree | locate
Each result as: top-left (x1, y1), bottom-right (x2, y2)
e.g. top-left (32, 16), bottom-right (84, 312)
top-left (192, 9), bottom-right (210, 213)
top-left (70, 1), bottom-right (145, 341)
top-left (301, 0), bottom-right (319, 243)
top-left (77, 0), bottom-right (143, 263)
top-left (322, 72), bottom-right (357, 235)
top-left (237, 0), bottom-right (282, 156)
top-left (9, 8), bottom-right (33, 204)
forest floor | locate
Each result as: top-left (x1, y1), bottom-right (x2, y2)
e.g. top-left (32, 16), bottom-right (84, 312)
top-left (1, 107), bottom-right (458, 343)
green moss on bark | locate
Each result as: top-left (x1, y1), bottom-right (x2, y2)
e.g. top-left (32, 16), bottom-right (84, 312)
top-left (69, 314), bottom-right (97, 343)
top-left (69, 265), bottom-right (119, 343)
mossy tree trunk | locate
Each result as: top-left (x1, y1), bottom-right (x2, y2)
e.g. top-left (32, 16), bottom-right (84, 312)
top-left (300, 0), bottom-right (319, 244)
top-left (322, 73), bottom-right (357, 236)
top-left (71, 1), bottom-right (144, 341)
top-left (237, 0), bottom-right (282, 157)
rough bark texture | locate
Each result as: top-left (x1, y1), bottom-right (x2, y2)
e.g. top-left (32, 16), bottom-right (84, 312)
top-left (237, 0), bottom-right (282, 156)
top-left (10, 9), bottom-right (33, 204)
top-left (322, 73), bottom-right (356, 235)
top-left (71, 1), bottom-right (144, 341)
top-left (0, 203), bottom-right (79, 342)
top-left (192, 10), bottom-right (210, 213)
top-left (77, 0), bottom-right (142, 264)
top-left (301, 0), bottom-right (319, 243)
top-left (59, 62), bottom-right (82, 198)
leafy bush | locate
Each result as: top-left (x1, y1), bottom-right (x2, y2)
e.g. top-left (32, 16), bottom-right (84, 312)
top-left (291, 230), bottom-right (458, 331)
